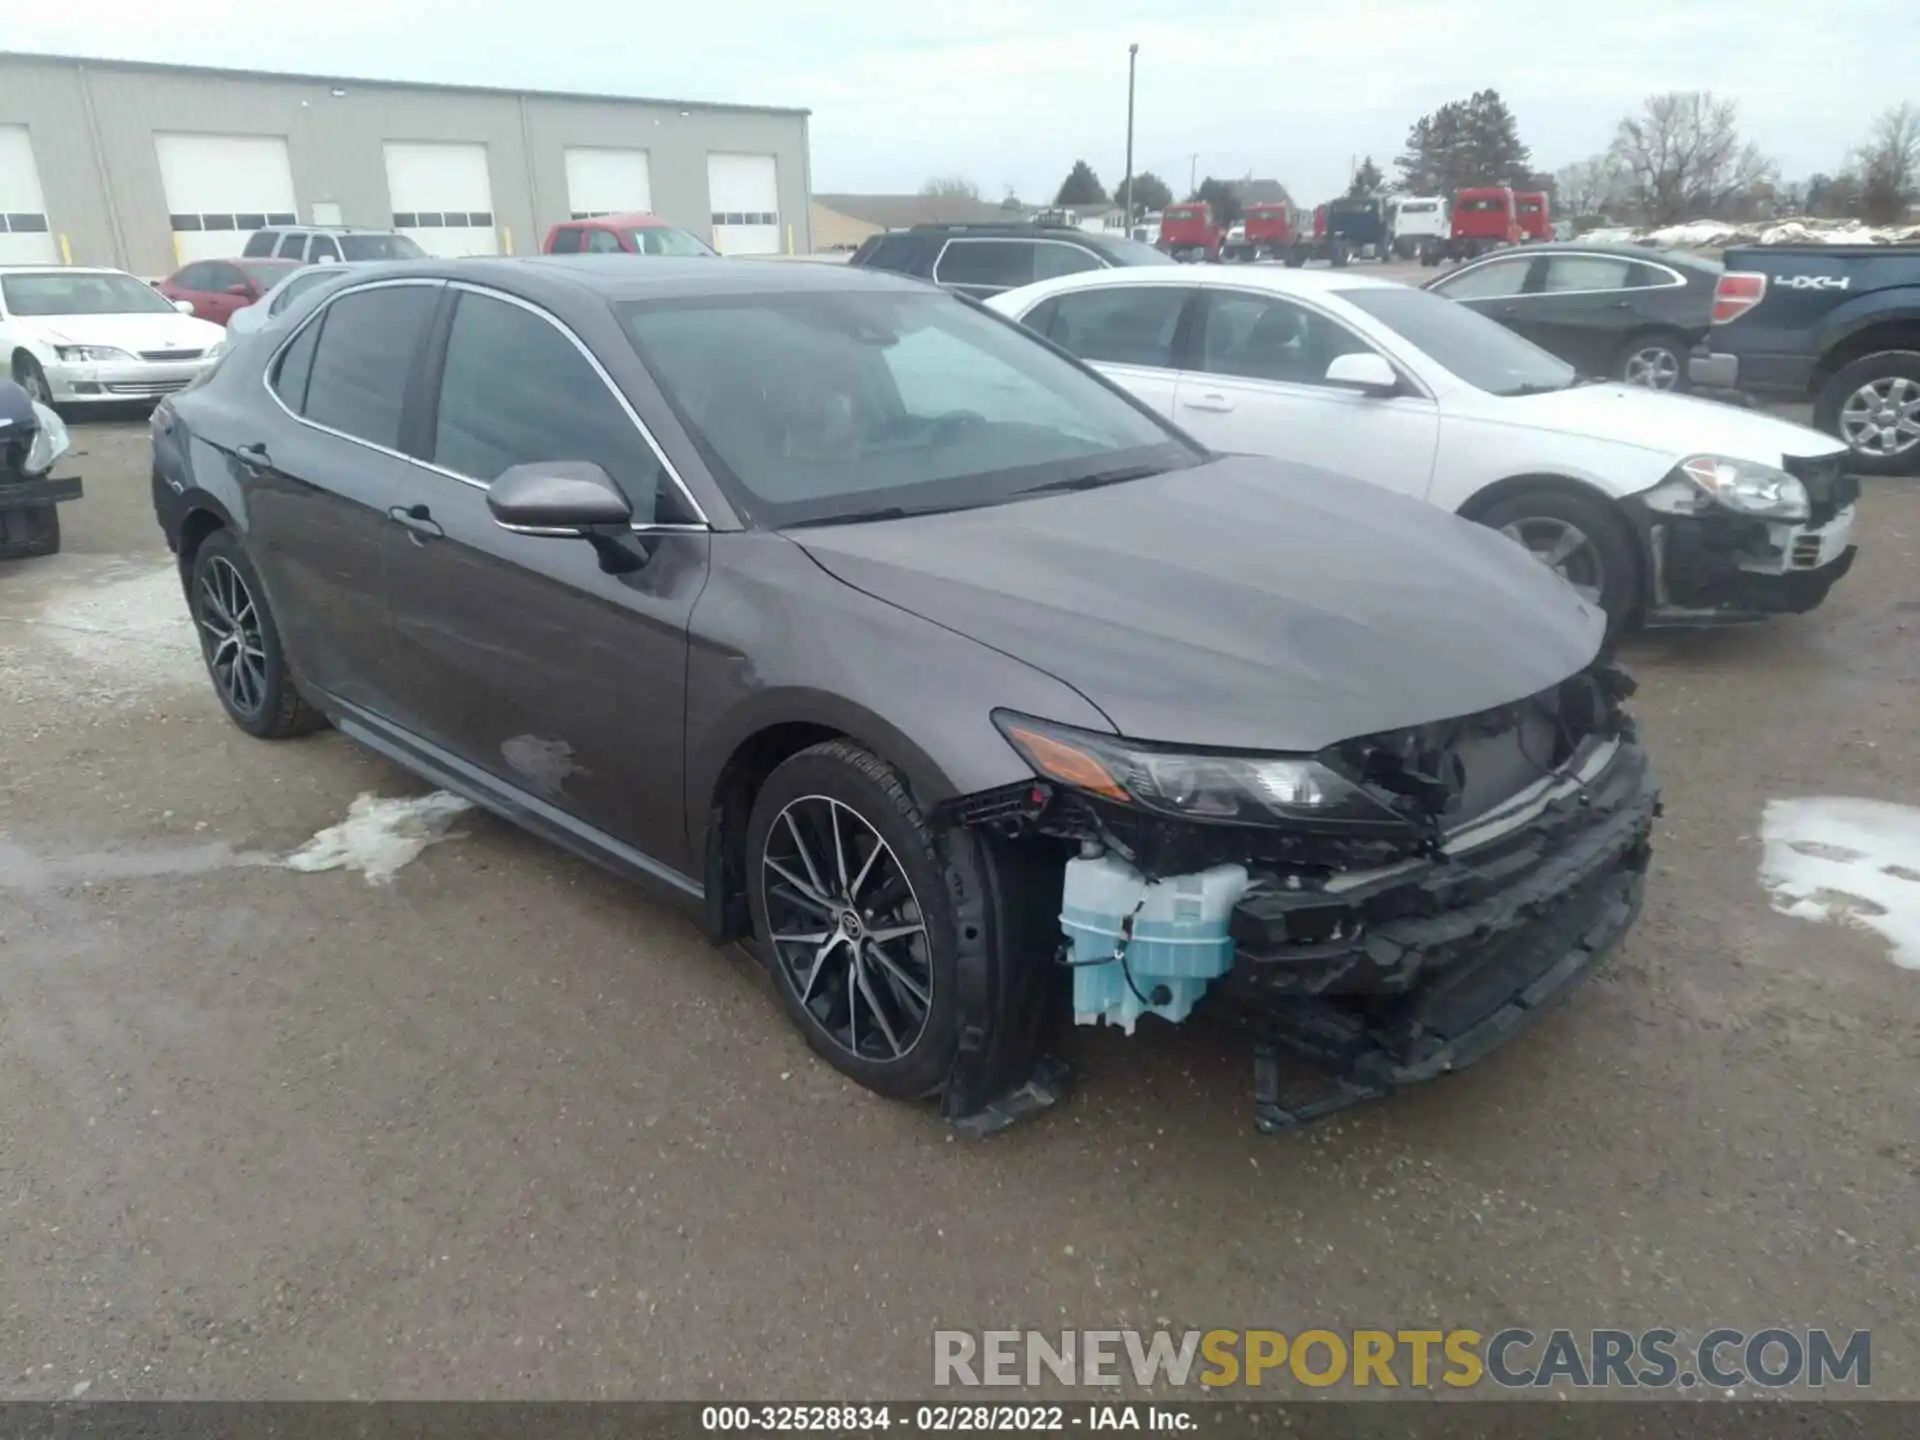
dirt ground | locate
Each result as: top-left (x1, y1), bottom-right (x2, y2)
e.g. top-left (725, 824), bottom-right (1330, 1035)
top-left (1, 413), bottom-right (1917, 1402)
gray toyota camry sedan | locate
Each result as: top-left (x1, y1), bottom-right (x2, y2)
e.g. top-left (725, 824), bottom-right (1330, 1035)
top-left (150, 255), bottom-right (1658, 1133)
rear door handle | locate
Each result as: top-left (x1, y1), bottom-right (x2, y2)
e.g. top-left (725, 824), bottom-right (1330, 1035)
top-left (388, 503), bottom-right (444, 540)
top-left (1182, 393), bottom-right (1234, 413)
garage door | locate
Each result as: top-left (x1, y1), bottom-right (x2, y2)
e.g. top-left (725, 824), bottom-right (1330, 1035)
top-left (565, 147), bottom-right (652, 219)
top-left (154, 133), bottom-right (298, 265)
top-left (706, 153), bottom-right (780, 255)
top-left (0, 126), bottom-right (57, 265)
top-left (385, 142), bottom-right (499, 258)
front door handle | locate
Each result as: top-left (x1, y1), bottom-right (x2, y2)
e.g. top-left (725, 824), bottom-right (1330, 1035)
top-left (1182, 393), bottom-right (1235, 413)
top-left (236, 441), bottom-right (271, 470)
top-left (388, 503), bottom-right (444, 541)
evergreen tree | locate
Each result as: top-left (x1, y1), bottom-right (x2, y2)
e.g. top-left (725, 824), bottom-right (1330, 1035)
top-left (1055, 160), bottom-right (1109, 207)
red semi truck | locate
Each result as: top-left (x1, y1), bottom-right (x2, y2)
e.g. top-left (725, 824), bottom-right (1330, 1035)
top-left (1515, 191), bottom-right (1552, 243)
top-left (1426, 186), bottom-right (1521, 263)
top-left (1220, 203), bottom-right (1298, 262)
top-left (1157, 203), bottom-right (1224, 262)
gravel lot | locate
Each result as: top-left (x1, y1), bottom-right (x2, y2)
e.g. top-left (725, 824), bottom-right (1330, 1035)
top-left (2, 407), bottom-right (1917, 1402)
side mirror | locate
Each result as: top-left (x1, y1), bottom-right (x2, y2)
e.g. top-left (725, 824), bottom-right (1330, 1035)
top-left (1324, 352), bottom-right (1399, 395)
top-left (488, 461), bottom-right (633, 534)
top-left (173, 299), bottom-right (196, 315)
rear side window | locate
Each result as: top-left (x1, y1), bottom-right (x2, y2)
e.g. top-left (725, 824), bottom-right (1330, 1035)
top-left (1033, 242), bottom-right (1103, 281)
top-left (1040, 286), bottom-right (1189, 369)
top-left (276, 233), bottom-right (307, 260)
top-left (242, 231), bottom-right (278, 258)
top-left (1543, 255), bottom-right (1633, 292)
top-left (430, 291), bottom-right (676, 519)
top-left (933, 239), bottom-right (1034, 289)
top-left (299, 285), bottom-right (438, 449)
top-left (1437, 257), bottom-right (1535, 299)
top-left (549, 226), bottom-right (584, 254)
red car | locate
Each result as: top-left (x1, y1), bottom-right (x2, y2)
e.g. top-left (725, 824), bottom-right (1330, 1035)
top-left (542, 213), bottom-right (717, 257)
top-left (156, 258), bottom-right (303, 326)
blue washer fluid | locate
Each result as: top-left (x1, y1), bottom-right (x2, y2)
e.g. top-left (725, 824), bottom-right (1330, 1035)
top-left (1059, 854), bottom-right (1251, 1033)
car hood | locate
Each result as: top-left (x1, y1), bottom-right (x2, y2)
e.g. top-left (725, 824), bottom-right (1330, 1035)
top-left (25, 312), bottom-right (225, 352)
top-left (790, 455), bottom-right (1605, 753)
top-left (1490, 383), bottom-right (1847, 464)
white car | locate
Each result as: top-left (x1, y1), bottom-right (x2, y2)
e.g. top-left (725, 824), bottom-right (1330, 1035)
top-left (226, 263), bottom-right (360, 338)
top-left (2, 267), bottom-right (226, 407)
top-left (985, 266), bottom-right (1858, 629)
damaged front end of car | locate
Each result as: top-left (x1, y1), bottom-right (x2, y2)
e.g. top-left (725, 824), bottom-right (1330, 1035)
top-left (942, 659), bottom-right (1659, 1133)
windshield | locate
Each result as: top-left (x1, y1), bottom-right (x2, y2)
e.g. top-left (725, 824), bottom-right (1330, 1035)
top-left (620, 288), bottom-right (1199, 527)
top-left (1339, 285), bottom-right (1576, 397)
top-left (1329, 200), bottom-right (1375, 215)
top-left (2, 273), bottom-right (180, 317)
top-left (632, 226), bottom-right (715, 257)
top-left (339, 234), bottom-right (427, 261)
top-left (1459, 196), bottom-right (1506, 213)
top-left (1095, 236), bottom-right (1176, 266)
top-left (1400, 202), bottom-right (1437, 214)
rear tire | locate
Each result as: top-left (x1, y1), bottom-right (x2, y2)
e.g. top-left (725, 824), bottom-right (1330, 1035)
top-left (1473, 486), bottom-right (1641, 635)
top-left (1814, 350), bottom-right (1920, 476)
top-left (188, 528), bottom-right (327, 738)
top-left (1618, 330), bottom-right (1687, 392)
top-left (747, 740), bottom-right (966, 1102)
top-left (0, 502), bottom-right (60, 559)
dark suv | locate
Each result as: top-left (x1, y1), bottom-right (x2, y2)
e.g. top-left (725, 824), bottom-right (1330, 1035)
top-left (849, 223), bottom-right (1175, 299)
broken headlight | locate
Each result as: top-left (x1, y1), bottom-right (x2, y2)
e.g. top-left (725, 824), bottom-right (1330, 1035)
top-left (1665, 455), bottom-right (1809, 521)
top-left (993, 712), bottom-right (1417, 834)
top-left (23, 400), bottom-right (69, 477)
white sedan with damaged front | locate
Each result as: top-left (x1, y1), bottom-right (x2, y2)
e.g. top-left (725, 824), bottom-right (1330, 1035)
top-left (2, 267), bottom-right (227, 409)
top-left (986, 266), bottom-right (1858, 631)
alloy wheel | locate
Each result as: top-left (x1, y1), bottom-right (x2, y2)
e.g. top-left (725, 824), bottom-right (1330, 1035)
top-left (1624, 345), bottom-right (1681, 390)
top-left (196, 556), bottom-right (268, 715)
top-left (1839, 376), bottom-right (1920, 459)
top-left (1500, 517), bottom-right (1605, 606)
top-left (761, 794), bottom-right (934, 1063)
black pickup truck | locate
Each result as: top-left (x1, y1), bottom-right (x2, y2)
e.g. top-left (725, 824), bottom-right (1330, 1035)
top-left (1691, 244), bottom-right (1920, 474)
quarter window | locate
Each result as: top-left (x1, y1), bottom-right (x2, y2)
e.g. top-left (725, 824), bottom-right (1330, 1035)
top-left (1038, 286), bottom-right (1189, 369)
top-left (1436, 258), bottom-right (1533, 299)
top-left (270, 313), bottom-right (323, 412)
top-left (1624, 260), bottom-right (1681, 289)
top-left (933, 239), bottom-right (1034, 290)
top-left (299, 286), bottom-right (438, 449)
top-left (1199, 292), bottom-right (1375, 386)
top-left (1543, 255), bottom-right (1633, 292)
top-left (430, 290), bottom-right (677, 521)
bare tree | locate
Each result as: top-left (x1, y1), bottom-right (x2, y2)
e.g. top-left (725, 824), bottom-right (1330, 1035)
top-left (1553, 155), bottom-right (1622, 221)
top-left (919, 174), bottom-right (982, 201)
top-left (1857, 102), bottom-right (1920, 224)
top-left (1608, 91), bottom-right (1777, 223)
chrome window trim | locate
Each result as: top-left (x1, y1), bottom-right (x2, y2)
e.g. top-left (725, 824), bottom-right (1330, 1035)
top-left (260, 275), bottom-right (711, 531)
top-left (1438, 250), bottom-right (1690, 301)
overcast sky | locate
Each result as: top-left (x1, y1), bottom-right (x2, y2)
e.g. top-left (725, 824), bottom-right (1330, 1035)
top-left (9, 0), bottom-right (1913, 206)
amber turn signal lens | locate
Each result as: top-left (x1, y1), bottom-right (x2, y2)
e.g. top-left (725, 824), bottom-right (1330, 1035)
top-left (1004, 724), bottom-right (1130, 803)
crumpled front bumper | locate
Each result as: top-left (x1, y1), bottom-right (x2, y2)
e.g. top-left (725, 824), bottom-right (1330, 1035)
top-left (1208, 737), bottom-right (1656, 1126)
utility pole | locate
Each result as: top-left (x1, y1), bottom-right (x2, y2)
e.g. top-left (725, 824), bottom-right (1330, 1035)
top-left (1188, 153), bottom-right (1200, 195)
top-left (1122, 43), bottom-right (1138, 229)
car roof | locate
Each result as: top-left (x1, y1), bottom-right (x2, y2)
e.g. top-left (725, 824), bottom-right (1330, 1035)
top-left (558, 212), bottom-right (676, 229)
top-left (997, 264), bottom-right (1403, 305)
top-left (1474, 240), bottom-right (1722, 271)
top-left (338, 253), bottom-right (934, 302)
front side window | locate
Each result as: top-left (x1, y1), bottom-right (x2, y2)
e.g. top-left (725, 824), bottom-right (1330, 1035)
top-left (632, 226), bottom-right (715, 257)
top-left (549, 227), bottom-right (584, 254)
top-left (1340, 284), bottom-right (1575, 397)
top-left (242, 231), bottom-right (279, 258)
top-left (431, 290), bottom-right (675, 520)
top-left (174, 263), bottom-right (216, 292)
top-left (1435, 258), bottom-right (1534, 300)
top-left (308, 236), bottom-right (341, 263)
top-left (0, 272), bottom-right (178, 317)
top-left (1543, 255), bottom-right (1633, 292)
top-left (932, 240), bottom-right (1034, 290)
top-left (585, 228), bottom-right (625, 254)
top-left (1033, 243), bottom-right (1103, 281)
top-left (620, 288), bottom-right (1196, 527)
top-left (275, 233), bottom-right (307, 259)
top-left (1199, 291), bottom-right (1374, 386)
top-left (1038, 286), bottom-right (1189, 370)
top-left (298, 285), bottom-right (439, 448)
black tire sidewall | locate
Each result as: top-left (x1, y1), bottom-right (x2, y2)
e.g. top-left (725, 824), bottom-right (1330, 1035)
top-left (12, 355), bottom-right (51, 407)
top-left (1815, 350), bottom-right (1920, 476)
top-left (746, 745), bottom-right (964, 1100)
top-left (188, 530), bottom-right (302, 737)
top-left (1475, 487), bottom-right (1641, 635)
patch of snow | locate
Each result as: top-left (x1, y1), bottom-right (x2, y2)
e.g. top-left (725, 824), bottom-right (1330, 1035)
top-left (1592, 214), bottom-right (1920, 251)
top-left (1759, 797), bottom-right (1920, 969)
top-left (285, 792), bottom-right (476, 885)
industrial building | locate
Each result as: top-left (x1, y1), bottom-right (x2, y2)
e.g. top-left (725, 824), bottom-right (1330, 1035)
top-left (0, 52), bottom-right (812, 275)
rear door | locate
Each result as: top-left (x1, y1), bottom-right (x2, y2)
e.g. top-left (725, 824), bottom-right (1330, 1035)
top-left (242, 278), bottom-right (443, 715)
top-left (1430, 254), bottom-right (1545, 344)
top-left (378, 283), bottom-right (708, 864)
top-left (1174, 288), bottom-right (1439, 497)
top-left (1515, 253), bottom-right (1648, 376)
top-left (1015, 284), bottom-right (1197, 419)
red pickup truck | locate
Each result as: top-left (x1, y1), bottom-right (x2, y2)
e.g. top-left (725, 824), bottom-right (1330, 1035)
top-left (1157, 203), bottom-right (1223, 262)
top-left (542, 213), bottom-right (717, 257)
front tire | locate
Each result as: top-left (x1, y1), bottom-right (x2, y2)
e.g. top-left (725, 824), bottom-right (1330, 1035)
top-left (1815, 350), bottom-right (1920, 476)
top-left (0, 503), bottom-right (60, 559)
top-left (188, 528), bottom-right (327, 738)
top-left (12, 353), bottom-right (53, 408)
top-left (748, 740), bottom-right (962, 1101)
top-left (1474, 487), bottom-right (1641, 634)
